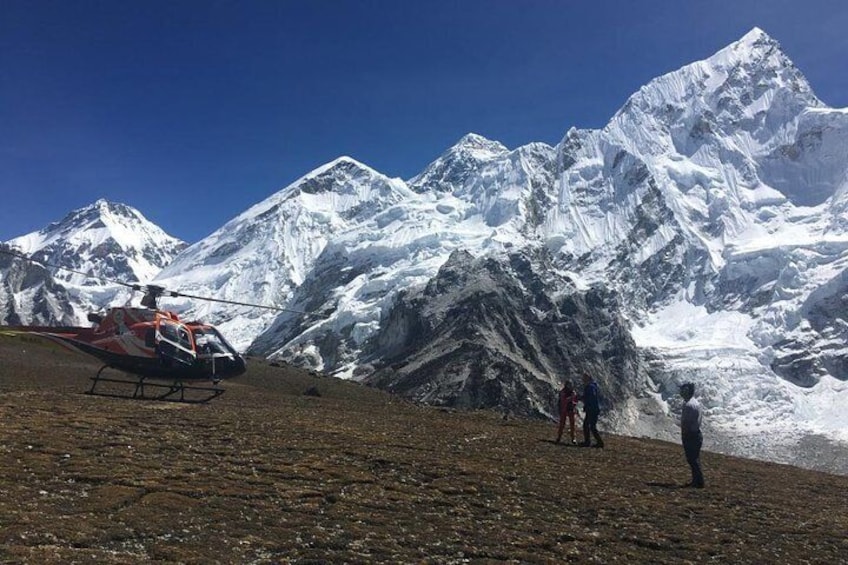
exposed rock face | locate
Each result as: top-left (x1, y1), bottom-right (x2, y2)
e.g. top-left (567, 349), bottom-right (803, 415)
top-left (362, 250), bottom-right (647, 419)
top-left (0, 244), bottom-right (76, 326)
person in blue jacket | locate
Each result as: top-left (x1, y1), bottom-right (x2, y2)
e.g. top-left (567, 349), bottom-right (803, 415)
top-left (579, 373), bottom-right (604, 448)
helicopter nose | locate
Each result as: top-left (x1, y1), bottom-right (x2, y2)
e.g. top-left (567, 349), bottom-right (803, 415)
top-left (233, 355), bottom-right (247, 376)
top-left (212, 354), bottom-right (246, 379)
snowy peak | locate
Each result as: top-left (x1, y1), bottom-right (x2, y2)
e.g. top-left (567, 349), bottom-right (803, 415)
top-left (29, 199), bottom-right (146, 243)
top-left (716, 27), bottom-right (800, 73)
top-left (607, 27), bottom-right (821, 160)
top-left (153, 155), bottom-right (414, 349)
top-left (738, 26), bottom-right (770, 43)
top-left (723, 26), bottom-right (780, 60)
top-left (409, 133), bottom-right (509, 193)
top-left (296, 156), bottom-right (383, 195)
top-left (229, 154), bottom-right (411, 235)
top-left (709, 26), bottom-right (817, 99)
top-left (452, 133), bottom-right (509, 157)
top-left (6, 199), bottom-right (186, 285)
top-left (293, 156), bottom-right (409, 203)
top-left (549, 27), bottom-right (841, 274)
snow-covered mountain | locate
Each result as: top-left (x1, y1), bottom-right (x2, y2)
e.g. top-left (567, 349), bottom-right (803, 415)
top-left (151, 157), bottom-right (419, 349)
top-left (1, 200), bottom-right (186, 324)
top-left (549, 28), bottom-right (848, 466)
top-left (7, 199), bottom-right (185, 285)
top-left (4, 28), bottom-right (847, 472)
top-left (247, 27), bottom-right (848, 472)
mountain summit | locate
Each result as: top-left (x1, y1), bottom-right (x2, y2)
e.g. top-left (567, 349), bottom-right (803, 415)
top-left (152, 156), bottom-right (415, 349)
top-left (7, 199), bottom-right (186, 285)
top-left (409, 133), bottom-right (511, 194)
top-left (1, 200), bottom-right (185, 324)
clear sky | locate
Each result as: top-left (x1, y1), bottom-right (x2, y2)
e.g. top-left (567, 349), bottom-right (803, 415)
top-left (2, 0), bottom-right (847, 244)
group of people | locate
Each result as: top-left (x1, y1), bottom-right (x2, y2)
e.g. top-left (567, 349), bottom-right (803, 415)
top-left (555, 373), bottom-right (604, 448)
top-left (555, 374), bottom-right (705, 488)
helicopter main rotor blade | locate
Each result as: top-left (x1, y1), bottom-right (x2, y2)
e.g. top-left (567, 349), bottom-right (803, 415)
top-left (166, 290), bottom-right (312, 315)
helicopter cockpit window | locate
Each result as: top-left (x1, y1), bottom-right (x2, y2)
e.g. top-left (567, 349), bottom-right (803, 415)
top-left (177, 327), bottom-right (191, 350)
top-left (160, 321), bottom-right (179, 342)
top-left (144, 328), bottom-right (155, 348)
top-left (157, 319), bottom-right (196, 366)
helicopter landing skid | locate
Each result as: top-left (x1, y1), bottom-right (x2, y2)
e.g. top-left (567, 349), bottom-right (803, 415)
top-left (85, 365), bottom-right (225, 403)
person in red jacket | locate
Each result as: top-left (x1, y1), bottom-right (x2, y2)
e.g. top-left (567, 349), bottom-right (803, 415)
top-left (555, 380), bottom-right (579, 444)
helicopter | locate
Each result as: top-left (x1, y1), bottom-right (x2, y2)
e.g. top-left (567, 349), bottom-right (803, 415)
top-left (0, 248), bottom-right (306, 403)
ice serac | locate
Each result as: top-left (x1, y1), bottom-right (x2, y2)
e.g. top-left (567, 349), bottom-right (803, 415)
top-left (2, 200), bottom-right (186, 325)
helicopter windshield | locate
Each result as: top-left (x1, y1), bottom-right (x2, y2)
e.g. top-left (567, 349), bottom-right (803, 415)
top-left (193, 327), bottom-right (237, 357)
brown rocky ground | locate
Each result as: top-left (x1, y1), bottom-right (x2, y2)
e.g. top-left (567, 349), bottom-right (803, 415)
top-left (1, 332), bottom-right (846, 564)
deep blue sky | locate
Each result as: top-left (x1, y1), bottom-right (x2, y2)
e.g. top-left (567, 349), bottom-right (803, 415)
top-left (2, 0), bottom-right (847, 244)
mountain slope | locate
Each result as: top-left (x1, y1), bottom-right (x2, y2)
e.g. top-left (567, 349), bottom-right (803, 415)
top-left (361, 249), bottom-right (648, 423)
top-left (152, 157), bottom-right (417, 350)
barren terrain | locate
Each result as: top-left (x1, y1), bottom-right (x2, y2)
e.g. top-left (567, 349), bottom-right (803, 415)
top-left (1, 332), bottom-right (846, 564)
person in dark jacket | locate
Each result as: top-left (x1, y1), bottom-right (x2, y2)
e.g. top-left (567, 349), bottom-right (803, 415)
top-left (680, 382), bottom-right (705, 488)
top-left (579, 373), bottom-right (604, 448)
top-left (555, 380), bottom-right (578, 444)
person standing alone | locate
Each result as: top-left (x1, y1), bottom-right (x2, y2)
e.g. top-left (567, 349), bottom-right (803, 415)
top-left (579, 373), bottom-right (604, 448)
top-left (680, 382), bottom-right (705, 488)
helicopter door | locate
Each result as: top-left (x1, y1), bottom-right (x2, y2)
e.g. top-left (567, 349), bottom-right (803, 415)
top-left (156, 318), bottom-right (196, 366)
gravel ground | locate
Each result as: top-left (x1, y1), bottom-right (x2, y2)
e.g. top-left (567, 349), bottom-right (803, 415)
top-left (1, 333), bottom-right (846, 564)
